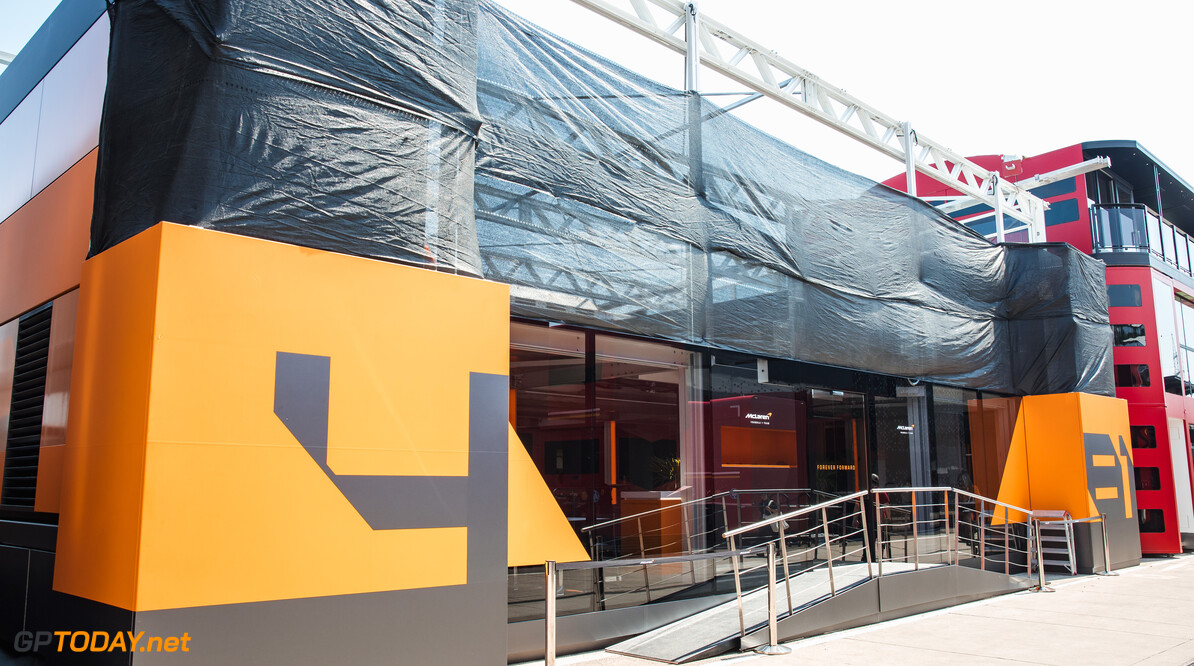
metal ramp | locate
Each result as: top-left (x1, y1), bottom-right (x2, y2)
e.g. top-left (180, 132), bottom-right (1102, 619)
top-left (541, 487), bottom-right (1045, 665)
top-left (605, 562), bottom-right (911, 663)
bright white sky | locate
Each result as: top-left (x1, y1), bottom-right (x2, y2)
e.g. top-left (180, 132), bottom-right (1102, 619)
top-left (0, 1), bottom-right (60, 69)
top-left (496, 0), bottom-right (1194, 185)
top-left (4, 1), bottom-right (1191, 185)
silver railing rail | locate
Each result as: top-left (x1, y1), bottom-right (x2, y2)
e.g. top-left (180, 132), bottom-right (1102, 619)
top-left (581, 488), bottom-right (827, 561)
top-left (951, 488), bottom-right (1035, 582)
top-left (543, 486), bottom-right (1090, 661)
top-left (723, 490), bottom-right (870, 639)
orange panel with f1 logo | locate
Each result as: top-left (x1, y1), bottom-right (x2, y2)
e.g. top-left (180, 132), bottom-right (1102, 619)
top-left (55, 221), bottom-right (584, 633)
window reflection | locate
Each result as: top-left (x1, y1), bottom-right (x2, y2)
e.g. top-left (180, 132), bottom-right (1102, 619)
top-left (510, 345), bottom-right (682, 533)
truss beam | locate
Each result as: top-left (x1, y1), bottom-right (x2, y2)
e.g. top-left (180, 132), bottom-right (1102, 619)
top-left (566, 0), bottom-right (1049, 241)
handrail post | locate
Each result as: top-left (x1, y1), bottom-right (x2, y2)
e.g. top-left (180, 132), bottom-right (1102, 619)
top-left (1099, 513), bottom-right (1117, 576)
top-left (979, 500), bottom-right (986, 571)
top-left (1004, 505), bottom-right (1010, 575)
top-left (778, 518), bottom-right (792, 614)
top-left (952, 491), bottom-right (960, 566)
top-left (729, 535), bottom-right (746, 638)
top-left (821, 507), bottom-right (836, 595)
top-left (637, 517), bottom-right (651, 601)
top-left (545, 560), bottom-right (557, 666)
top-left (1026, 513), bottom-right (1033, 581)
top-left (859, 496), bottom-right (873, 578)
top-left (1032, 517), bottom-right (1050, 592)
top-left (720, 497), bottom-right (730, 545)
top-left (943, 490), bottom-right (951, 566)
top-left (911, 493), bottom-right (920, 571)
top-left (683, 503), bottom-right (697, 585)
top-left (875, 491), bottom-right (884, 577)
top-left (755, 542), bottom-right (792, 655)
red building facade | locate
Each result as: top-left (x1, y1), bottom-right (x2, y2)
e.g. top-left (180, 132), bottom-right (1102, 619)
top-left (884, 141), bottom-right (1194, 554)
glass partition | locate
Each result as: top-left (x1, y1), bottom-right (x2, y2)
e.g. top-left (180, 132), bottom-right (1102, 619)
top-left (1148, 210), bottom-right (1164, 254)
top-left (1094, 204), bottom-right (1194, 278)
top-left (1154, 277), bottom-right (1182, 395)
top-left (1163, 224), bottom-right (1177, 263)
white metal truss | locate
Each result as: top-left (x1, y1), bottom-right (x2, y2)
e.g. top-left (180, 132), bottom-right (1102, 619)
top-left (567, 0), bottom-right (1050, 242)
top-left (931, 157), bottom-right (1111, 242)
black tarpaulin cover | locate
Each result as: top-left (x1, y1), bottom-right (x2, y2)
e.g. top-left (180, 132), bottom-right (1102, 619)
top-left (89, 0), bottom-right (1113, 396)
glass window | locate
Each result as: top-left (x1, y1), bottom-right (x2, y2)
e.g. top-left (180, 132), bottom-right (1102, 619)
top-left (1112, 324), bottom-right (1146, 346)
top-left (967, 394), bottom-right (1021, 502)
top-left (1178, 300), bottom-right (1194, 395)
top-left (931, 387), bottom-right (978, 491)
top-left (1134, 467), bottom-right (1162, 491)
top-left (1153, 277), bottom-right (1182, 394)
top-left (1114, 364), bottom-right (1150, 388)
top-left (1107, 284), bottom-right (1142, 307)
top-left (509, 332), bottom-right (685, 536)
top-left (1139, 508), bottom-right (1166, 533)
top-left (1182, 301), bottom-right (1194, 344)
top-left (1131, 425), bottom-right (1157, 449)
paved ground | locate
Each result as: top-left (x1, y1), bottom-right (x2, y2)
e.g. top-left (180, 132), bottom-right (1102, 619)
top-left (529, 553), bottom-right (1194, 666)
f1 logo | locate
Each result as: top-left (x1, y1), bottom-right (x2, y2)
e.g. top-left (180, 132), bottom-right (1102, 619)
top-left (1084, 433), bottom-right (1133, 520)
top-left (273, 352), bottom-right (468, 529)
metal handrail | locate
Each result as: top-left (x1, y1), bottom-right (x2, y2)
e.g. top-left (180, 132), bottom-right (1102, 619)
top-left (582, 487), bottom-right (817, 533)
top-left (553, 547), bottom-right (761, 571)
top-left (954, 488), bottom-right (1032, 516)
top-left (544, 486), bottom-right (1061, 662)
top-left (579, 490), bottom-right (733, 533)
top-left (723, 489), bottom-right (869, 538)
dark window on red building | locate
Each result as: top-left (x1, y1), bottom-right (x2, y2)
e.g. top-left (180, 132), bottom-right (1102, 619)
top-left (1114, 364), bottom-right (1150, 387)
top-left (1112, 324), bottom-right (1146, 346)
top-left (1131, 425), bottom-right (1157, 449)
top-left (1107, 284), bottom-right (1142, 307)
top-left (1134, 467), bottom-right (1162, 491)
top-left (1139, 508), bottom-right (1166, 533)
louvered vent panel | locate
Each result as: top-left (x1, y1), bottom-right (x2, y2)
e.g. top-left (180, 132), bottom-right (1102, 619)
top-left (1, 304), bottom-right (52, 509)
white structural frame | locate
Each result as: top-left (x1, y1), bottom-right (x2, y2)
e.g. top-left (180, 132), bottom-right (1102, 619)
top-left (932, 157), bottom-right (1112, 242)
top-left (567, 0), bottom-right (1049, 242)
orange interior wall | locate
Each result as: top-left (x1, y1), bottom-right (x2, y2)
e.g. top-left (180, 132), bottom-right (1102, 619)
top-left (619, 497), bottom-right (683, 556)
top-left (720, 426), bottom-right (799, 467)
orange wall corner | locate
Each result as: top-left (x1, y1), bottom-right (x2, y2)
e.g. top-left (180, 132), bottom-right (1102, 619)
top-left (53, 223), bottom-right (166, 610)
top-left (508, 425), bottom-right (590, 566)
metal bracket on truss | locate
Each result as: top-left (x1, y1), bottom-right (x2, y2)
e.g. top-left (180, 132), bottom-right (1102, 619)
top-left (568, 0), bottom-right (1050, 242)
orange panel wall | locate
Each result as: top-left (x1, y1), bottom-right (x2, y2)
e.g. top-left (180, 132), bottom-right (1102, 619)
top-left (0, 150), bottom-right (94, 325)
top-left (57, 223), bottom-right (518, 611)
top-left (54, 224), bottom-right (163, 610)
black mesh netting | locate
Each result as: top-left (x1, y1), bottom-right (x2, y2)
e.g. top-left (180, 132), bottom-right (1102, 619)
top-left (90, 0), bottom-right (1112, 395)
